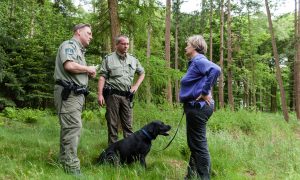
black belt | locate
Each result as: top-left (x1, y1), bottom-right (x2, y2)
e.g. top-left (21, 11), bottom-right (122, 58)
top-left (55, 80), bottom-right (87, 89)
top-left (110, 89), bottom-right (130, 97)
top-left (55, 79), bottom-right (89, 96)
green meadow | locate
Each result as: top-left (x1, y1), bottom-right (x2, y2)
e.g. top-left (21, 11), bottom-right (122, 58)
top-left (0, 103), bottom-right (300, 179)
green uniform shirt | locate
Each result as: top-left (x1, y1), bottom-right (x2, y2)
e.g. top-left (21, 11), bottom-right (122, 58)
top-left (54, 38), bottom-right (88, 86)
top-left (99, 52), bottom-right (145, 91)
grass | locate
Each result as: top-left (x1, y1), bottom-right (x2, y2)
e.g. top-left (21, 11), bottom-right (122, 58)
top-left (0, 104), bottom-right (300, 179)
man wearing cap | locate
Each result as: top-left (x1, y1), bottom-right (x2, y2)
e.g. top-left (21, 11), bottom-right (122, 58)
top-left (54, 23), bottom-right (96, 175)
top-left (97, 35), bottom-right (145, 145)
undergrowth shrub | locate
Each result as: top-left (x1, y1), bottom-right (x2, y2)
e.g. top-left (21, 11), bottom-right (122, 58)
top-left (82, 109), bottom-right (104, 122)
top-left (3, 107), bottom-right (18, 120)
top-left (2, 107), bottom-right (48, 124)
top-left (209, 109), bottom-right (264, 135)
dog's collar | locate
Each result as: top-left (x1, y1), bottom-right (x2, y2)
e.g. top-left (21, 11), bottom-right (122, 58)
top-left (141, 129), bottom-right (154, 141)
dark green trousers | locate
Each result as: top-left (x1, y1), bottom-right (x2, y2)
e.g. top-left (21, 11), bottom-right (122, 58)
top-left (105, 94), bottom-right (133, 145)
top-left (54, 85), bottom-right (84, 172)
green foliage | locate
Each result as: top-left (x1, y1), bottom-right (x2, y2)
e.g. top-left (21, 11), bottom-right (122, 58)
top-left (82, 109), bottom-right (103, 122)
top-left (209, 111), bottom-right (300, 179)
top-left (0, 0), bottom-right (297, 114)
top-left (134, 51), bottom-right (184, 103)
top-left (209, 108), bottom-right (270, 135)
top-left (2, 107), bottom-right (49, 124)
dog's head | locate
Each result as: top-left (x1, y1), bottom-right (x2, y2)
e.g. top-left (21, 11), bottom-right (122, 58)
top-left (142, 120), bottom-right (171, 140)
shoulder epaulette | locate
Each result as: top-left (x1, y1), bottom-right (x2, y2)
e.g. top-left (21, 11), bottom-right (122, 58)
top-left (68, 40), bottom-right (74, 44)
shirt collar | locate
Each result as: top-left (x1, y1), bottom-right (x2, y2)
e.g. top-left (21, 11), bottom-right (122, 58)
top-left (188, 54), bottom-right (205, 67)
top-left (116, 51), bottom-right (127, 60)
top-left (71, 37), bottom-right (86, 54)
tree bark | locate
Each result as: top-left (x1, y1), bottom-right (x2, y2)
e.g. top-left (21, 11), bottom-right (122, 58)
top-left (246, 4), bottom-right (257, 110)
top-left (9, 0), bottom-right (15, 20)
top-left (209, 0), bottom-right (213, 62)
top-left (29, 12), bottom-right (35, 38)
top-left (295, 0), bottom-right (300, 120)
top-left (227, 0), bottom-right (234, 110)
top-left (270, 82), bottom-right (277, 112)
top-left (165, 0), bottom-right (172, 103)
top-left (218, 0), bottom-right (225, 108)
top-left (174, 0), bottom-right (181, 103)
top-left (145, 23), bottom-right (152, 103)
top-left (199, 0), bottom-right (207, 34)
top-left (265, 0), bottom-right (289, 121)
top-left (108, 0), bottom-right (120, 52)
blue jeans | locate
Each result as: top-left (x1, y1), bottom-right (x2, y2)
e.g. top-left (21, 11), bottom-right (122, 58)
top-left (184, 103), bottom-right (214, 180)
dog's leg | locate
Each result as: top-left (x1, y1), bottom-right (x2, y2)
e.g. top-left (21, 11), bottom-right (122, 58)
top-left (97, 150), bottom-right (106, 164)
top-left (140, 156), bottom-right (147, 168)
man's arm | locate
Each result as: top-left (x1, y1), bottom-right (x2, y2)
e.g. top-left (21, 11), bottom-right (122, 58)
top-left (64, 61), bottom-right (96, 78)
top-left (130, 73), bottom-right (145, 93)
top-left (97, 76), bottom-right (106, 106)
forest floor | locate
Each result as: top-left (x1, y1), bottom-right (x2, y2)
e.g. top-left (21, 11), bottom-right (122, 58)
top-left (1, 106), bottom-right (300, 179)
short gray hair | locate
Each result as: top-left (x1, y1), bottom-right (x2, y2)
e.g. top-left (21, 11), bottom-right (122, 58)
top-left (115, 35), bottom-right (129, 45)
top-left (186, 35), bottom-right (207, 54)
top-left (73, 23), bottom-right (91, 32)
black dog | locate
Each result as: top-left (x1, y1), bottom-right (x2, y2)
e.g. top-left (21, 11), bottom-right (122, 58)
top-left (97, 120), bottom-right (171, 167)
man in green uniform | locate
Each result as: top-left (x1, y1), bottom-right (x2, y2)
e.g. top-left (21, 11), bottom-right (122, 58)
top-left (54, 23), bottom-right (96, 175)
top-left (98, 35), bottom-right (145, 145)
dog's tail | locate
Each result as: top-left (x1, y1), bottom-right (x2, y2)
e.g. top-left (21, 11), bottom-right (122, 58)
top-left (97, 149), bottom-right (120, 165)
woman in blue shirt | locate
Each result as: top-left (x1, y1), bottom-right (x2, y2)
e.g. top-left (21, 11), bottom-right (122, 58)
top-left (180, 35), bottom-right (221, 180)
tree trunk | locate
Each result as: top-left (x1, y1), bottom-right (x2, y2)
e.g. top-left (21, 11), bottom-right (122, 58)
top-left (130, 36), bottom-right (134, 54)
top-left (108, 0), bottom-right (121, 130)
top-left (248, 6), bottom-right (257, 110)
top-left (29, 10), bottom-right (36, 38)
top-left (199, 0), bottom-right (207, 34)
top-left (145, 23), bottom-right (152, 103)
top-left (259, 88), bottom-right (263, 111)
top-left (227, 0), bottom-right (234, 110)
top-left (209, 0), bottom-right (213, 61)
top-left (174, 0), bottom-right (180, 103)
top-left (218, 0), bottom-right (225, 108)
top-left (270, 82), bottom-right (277, 112)
top-left (108, 0), bottom-right (120, 52)
top-left (265, 0), bottom-right (289, 121)
top-left (165, 0), bottom-right (172, 103)
top-left (9, 0), bottom-right (15, 19)
top-left (244, 80), bottom-right (249, 108)
top-left (295, 0), bottom-right (300, 120)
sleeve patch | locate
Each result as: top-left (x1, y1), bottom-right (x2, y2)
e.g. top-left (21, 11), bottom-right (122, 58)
top-left (65, 48), bottom-right (74, 55)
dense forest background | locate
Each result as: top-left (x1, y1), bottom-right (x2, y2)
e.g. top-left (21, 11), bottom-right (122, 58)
top-left (0, 0), bottom-right (298, 120)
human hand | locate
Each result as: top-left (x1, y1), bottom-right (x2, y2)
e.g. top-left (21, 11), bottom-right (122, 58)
top-left (87, 66), bottom-right (97, 78)
top-left (130, 85), bottom-right (138, 93)
top-left (196, 94), bottom-right (211, 105)
top-left (98, 95), bottom-right (105, 107)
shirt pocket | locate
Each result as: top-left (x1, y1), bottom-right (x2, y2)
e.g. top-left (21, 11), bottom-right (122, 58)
top-left (77, 55), bottom-right (86, 65)
top-left (109, 65), bottom-right (123, 77)
top-left (128, 63), bottom-right (136, 77)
